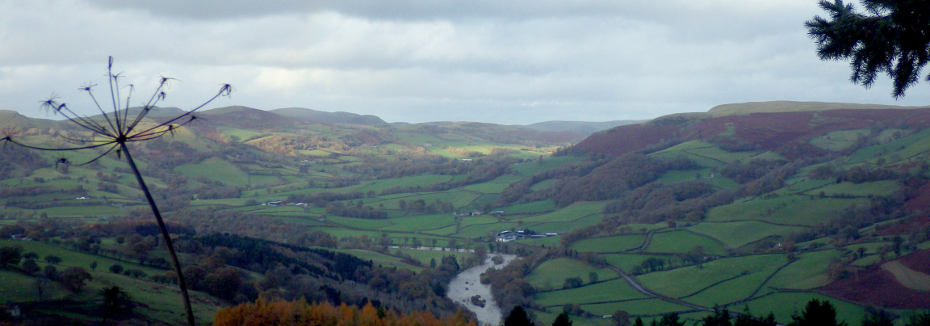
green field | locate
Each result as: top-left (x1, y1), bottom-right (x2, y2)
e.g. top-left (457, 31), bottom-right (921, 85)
top-left (637, 254), bottom-right (785, 300)
top-left (742, 292), bottom-right (867, 326)
top-left (4, 105), bottom-right (930, 325)
top-left (644, 231), bottom-right (726, 255)
top-left (765, 250), bottom-right (838, 290)
top-left (571, 235), bottom-right (645, 253)
top-left (687, 221), bottom-right (805, 249)
top-left (706, 195), bottom-right (868, 226)
top-left (581, 298), bottom-right (691, 316)
top-left (535, 278), bottom-right (647, 307)
top-left (601, 254), bottom-right (686, 274)
top-left (175, 157), bottom-right (250, 187)
top-left (526, 258), bottom-right (616, 290)
top-left (809, 129), bottom-right (870, 151)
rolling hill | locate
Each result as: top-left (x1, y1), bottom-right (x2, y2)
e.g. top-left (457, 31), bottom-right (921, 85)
top-left (2, 101), bottom-right (930, 325)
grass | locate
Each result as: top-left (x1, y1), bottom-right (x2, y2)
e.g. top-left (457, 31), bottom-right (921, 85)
top-left (526, 258), bottom-right (616, 290)
top-left (706, 195), bottom-right (868, 226)
top-left (650, 140), bottom-right (760, 167)
top-left (571, 235), bottom-right (645, 253)
top-left (637, 254), bottom-right (785, 299)
top-left (580, 298), bottom-right (691, 316)
top-left (0, 240), bottom-right (167, 276)
top-left (372, 190), bottom-right (481, 210)
top-left (521, 236), bottom-right (562, 247)
top-left (765, 250), bottom-right (838, 290)
top-left (645, 231), bottom-right (726, 255)
top-left (804, 180), bottom-right (900, 197)
top-left (681, 256), bottom-right (786, 306)
top-left (455, 222), bottom-right (517, 238)
top-left (741, 292), bottom-right (866, 326)
top-left (655, 169), bottom-right (740, 189)
top-left (535, 279), bottom-right (648, 307)
top-left (175, 157), bottom-right (249, 187)
top-left (390, 248), bottom-right (473, 267)
top-left (380, 214), bottom-right (457, 232)
top-left (0, 240), bottom-right (222, 324)
top-left (601, 254), bottom-right (685, 274)
top-left (809, 129), bottom-right (870, 151)
top-left (687, 221), bottom-right (805, 249)
top-left (354, 174), bottom-right (454, 193)
top-left (525, 214), bottom-right (604, 234)
top-left (880, 261), bottom-right (930, 291)
top-left (529, 309), bottom-right (612, 326)
top-left (845, 128), bottom-right (930, 166)
top-left (462, 175), bottom-right (523, 193)
top-left (530, 179), bottom-right (556, 191)
top-left (0, 269), bottom-right (65, 302)
top-left (497, 200), bottom-right (557, 214)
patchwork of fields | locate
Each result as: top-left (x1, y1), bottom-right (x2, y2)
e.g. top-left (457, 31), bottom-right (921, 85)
top-left (4, 107), bottom-right (930, 325)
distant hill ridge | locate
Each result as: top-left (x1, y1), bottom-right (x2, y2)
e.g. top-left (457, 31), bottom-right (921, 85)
top-left (271, 107), bottom-right (386, 125)
top-left (708, 100), bottom-right (925, 116)
top-left (576, 103), bottom-right (930, 158)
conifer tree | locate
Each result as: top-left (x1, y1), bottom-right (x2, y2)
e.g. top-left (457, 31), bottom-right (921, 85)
top-left (806, 0), bottom-right (930, 97)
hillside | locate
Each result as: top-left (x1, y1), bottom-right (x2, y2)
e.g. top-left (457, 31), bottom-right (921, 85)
top-left (708, 100), bottom-right (924, 116)
top-left (575, 107), bottom-right (930, 158)
top-left (272, 107), bottom-right (386, 125)
top-left (2, 102), bottom-right (930, 325)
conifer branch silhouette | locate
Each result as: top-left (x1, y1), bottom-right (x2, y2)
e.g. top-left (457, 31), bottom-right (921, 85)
top-left (1, 57), bottom-right (231, 326)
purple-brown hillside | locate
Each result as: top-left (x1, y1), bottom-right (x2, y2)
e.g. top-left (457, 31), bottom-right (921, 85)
top-left (575, 108), bottom-right (930, 158)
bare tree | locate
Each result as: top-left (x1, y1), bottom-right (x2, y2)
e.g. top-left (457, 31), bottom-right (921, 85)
top-left (1, 57), bottom-right (230, 326)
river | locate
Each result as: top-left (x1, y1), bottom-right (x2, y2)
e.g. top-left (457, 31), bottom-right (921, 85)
top-left (446, 253), bottom-right (518, 326)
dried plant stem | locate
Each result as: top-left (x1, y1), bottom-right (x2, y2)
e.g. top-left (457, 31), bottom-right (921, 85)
top-left (121, 143), bottom-right (196, 326)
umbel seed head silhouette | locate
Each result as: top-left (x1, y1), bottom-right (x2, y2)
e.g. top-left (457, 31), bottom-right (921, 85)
top-left (1, 57), bottom-right (231, 326)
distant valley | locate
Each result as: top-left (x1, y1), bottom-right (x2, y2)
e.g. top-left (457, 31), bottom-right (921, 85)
top-left (1, 101), bottom-right (929, 325)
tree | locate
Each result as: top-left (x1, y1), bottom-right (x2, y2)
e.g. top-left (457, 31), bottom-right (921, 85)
top-left (905, 312), bottom-right (930, 326)
top-left (703, 307), bottom-right (732, 326)
top-left (61, 267), bottom-right (93, 292)
top-left (109, 263), bottom-right (124, 274)
top-left (44, 255), bottom-right (61, 265)
top-left (658, 313), bottom-right (685, 326)
top-left (862, 307), bottom-right (893, 326)
top-left (553, 312), bottom-right (573, 326)
top-left (21, 259), bottom-right (39, 275)
top-left (0, 57), bottom-right (230, 326)
top-left (806, 0), bottom-right (930, 97)
top-left (0, 246), bottom-right (22, 267)
top-left (788, 299), bottom-right (847, 326)
top-left (612, 310), bottom-right (631, 326)
top-left (505, 306), bottom-right (533, 326)
top-left (563, 276), bottom-right (583, 289)
top-left (101, 286), bottom-right (134, 323)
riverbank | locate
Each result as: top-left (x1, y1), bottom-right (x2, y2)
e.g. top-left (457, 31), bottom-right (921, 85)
top-left (446, 253), bottom-right (518, 326)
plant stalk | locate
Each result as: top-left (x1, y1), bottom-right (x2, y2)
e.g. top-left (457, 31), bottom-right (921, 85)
top-left (120, 143), bottom-right (196, 326)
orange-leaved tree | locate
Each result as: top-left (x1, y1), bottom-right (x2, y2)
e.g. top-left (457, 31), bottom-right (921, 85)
top-left (214, 299), bottom-right (475, 326)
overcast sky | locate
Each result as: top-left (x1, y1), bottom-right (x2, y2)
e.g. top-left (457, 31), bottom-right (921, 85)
top-left (1, 0), bottom-right (928, 124)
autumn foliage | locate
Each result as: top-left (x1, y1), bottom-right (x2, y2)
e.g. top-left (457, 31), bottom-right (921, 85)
top-left (214, 299), bottom-right (475, 326)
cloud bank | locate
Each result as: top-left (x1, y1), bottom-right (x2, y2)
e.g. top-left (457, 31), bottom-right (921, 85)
top-left (1, 0), bottom-right (927, 124)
